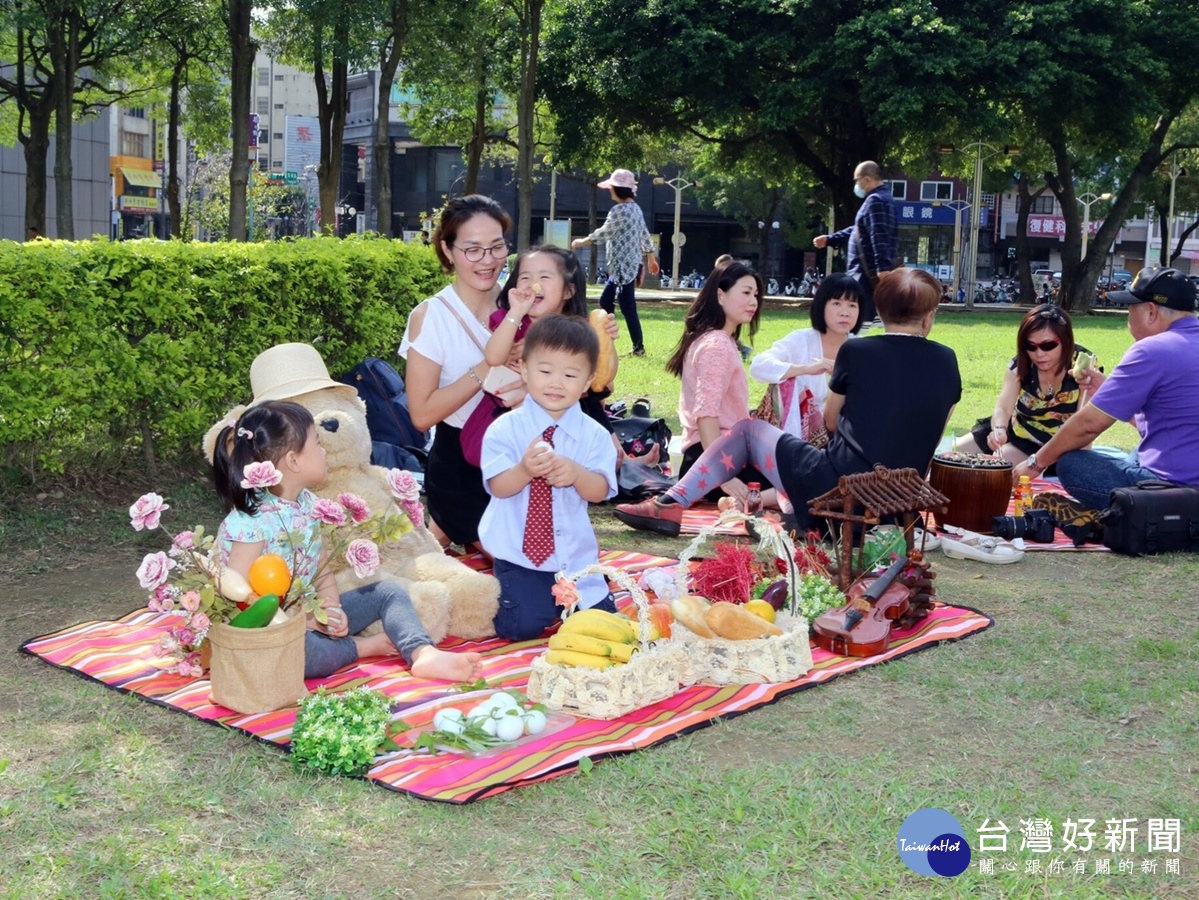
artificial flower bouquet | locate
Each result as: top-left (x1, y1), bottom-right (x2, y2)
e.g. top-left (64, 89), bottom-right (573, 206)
top-left (130, 465), bottom-right (424, 676)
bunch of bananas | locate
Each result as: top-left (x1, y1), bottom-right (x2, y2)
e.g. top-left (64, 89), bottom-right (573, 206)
top-left (545, 609), bottom-right (639, 670)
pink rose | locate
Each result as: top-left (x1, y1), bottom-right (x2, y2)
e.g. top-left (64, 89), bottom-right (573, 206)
top-left (312, 498), bottom-right (348, 526)
top-left (345, 539), bottom-right (380, 578)
top-left (136, 552), bottom-right (176, 590)
top-left (176, 627), bottom-right (196, 647)
top-left (179, 590), bottom-right (201, 612)
top-left (129, 493), bottom-right (170, 531)
top-left (400, 499), bottom-right (425, 528)
top-left (337, 493), bottom-right (371, 523)
top-left (154, 584), bottom-right (174, 603)
top-left (240, 460), bottom-right (282, 490)
top-left (147, 594), bottom-right (165, 613)
top-left (172, 530), bottom-right (197, 551)
top-left (387, 469), bottom-right (420, 504)
top-left (190, 612), bottom-right (211, 632)
top-left (177, 657), bottom-right (204, 678)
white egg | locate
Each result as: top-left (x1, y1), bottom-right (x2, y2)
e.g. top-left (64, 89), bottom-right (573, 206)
top-left (479, 716), bottom-right (499, 737)
top-left (495, 714), bottom-right (525, 742)
top-left (490, 692), bottom-right (519, 710)
top-left (522, 709), bottom-right (547, 735)
top-left (432, 708), bottom-right (466, 735)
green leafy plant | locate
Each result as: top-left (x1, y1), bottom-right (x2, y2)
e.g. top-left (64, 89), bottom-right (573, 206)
top-left (290, 687), bottom-right (401, 777)
top-left (793, 573), bottom-right (845, 622)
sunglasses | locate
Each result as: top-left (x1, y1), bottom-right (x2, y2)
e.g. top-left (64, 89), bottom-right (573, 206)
top-left (1024, 340), bottom-right (1061, 353)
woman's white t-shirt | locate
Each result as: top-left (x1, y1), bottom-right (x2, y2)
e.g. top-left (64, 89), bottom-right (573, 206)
top-left (399, 285), bottom-right (492, 428)
top-left (749, 327), bottom-right (855, 438)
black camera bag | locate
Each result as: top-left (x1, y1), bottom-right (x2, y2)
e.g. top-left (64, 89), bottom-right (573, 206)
top-left (1102, 480), bottom-right (1199, 556)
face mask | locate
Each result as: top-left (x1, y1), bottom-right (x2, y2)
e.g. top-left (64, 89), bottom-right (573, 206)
top-left (853, 183), bottom-right (867, 199)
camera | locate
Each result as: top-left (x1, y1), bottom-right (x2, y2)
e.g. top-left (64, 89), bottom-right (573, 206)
top-left (992, 508), bottom-right (1056, 543)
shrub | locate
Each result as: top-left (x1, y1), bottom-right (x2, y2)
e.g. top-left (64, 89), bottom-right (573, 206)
top-left (0, 236), bottom-right (446, 482)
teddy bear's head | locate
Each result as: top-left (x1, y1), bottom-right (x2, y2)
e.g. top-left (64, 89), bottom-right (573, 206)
top-left (201, 343), bottom-right (368, 468)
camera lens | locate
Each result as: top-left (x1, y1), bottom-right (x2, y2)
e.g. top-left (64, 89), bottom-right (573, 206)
top-left (1022, 509), bottom-right (1056, 543)
top-left (992, 515), bottom-right (1022, 539)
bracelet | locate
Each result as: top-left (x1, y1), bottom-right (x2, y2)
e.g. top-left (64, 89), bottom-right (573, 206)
top-left (505, 316), bottom-right (520, 328)
top-left (467, 367), bottom-right (484, 388)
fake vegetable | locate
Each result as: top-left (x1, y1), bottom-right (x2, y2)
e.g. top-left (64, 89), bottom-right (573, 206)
top-left (228, 593), bottom-right (280, 628)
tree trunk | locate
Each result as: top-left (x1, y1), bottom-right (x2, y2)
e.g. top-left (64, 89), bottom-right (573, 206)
top-left (50, 10), bottom-right (78, 240)
top-left (21, 107), bottom-right (53, 238)
top-left (315, 32), bottom-right (349, 237)
top-left (1013, 175), bottom-right (1047, 304)
top-left (464, 81), bottom-right (488, 194)
top-left (514, 0), bottom-right (542, 251)
top-left (228, 0), bottom-right (255, 241)
top-left (374, 1), bottom-right (408, 237)
top-left (168, 62), bottom-right (185, 239)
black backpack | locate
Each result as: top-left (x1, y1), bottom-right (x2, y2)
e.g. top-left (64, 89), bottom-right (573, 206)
top-left (339, 358), bottom-right (429, 463)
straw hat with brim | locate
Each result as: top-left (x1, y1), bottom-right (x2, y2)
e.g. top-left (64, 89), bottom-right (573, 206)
top-left (247, 343), bottom-right (360, 406)
top-left (598, 168), bottom-right (638, 192)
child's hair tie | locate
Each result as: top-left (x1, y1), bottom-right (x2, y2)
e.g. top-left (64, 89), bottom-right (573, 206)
top-left (237, 427), bottom-right (253, 440)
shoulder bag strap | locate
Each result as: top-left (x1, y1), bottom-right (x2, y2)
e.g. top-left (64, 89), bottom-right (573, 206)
top-left (437, 295), bottom-right (488, 355)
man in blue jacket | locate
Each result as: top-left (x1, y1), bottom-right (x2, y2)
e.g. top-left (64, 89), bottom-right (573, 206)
top-left (813, 160), bottom-right (898, 321)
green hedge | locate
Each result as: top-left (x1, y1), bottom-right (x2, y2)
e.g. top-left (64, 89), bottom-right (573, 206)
top-left (0, 236), bottom-right (448, 481)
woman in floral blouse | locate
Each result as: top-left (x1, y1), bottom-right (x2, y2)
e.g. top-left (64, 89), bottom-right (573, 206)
top-left (572, 168), bottom-right (659, 356)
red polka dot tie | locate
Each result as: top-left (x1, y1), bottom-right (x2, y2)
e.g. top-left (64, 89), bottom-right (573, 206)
top-left (522, 425), bottom-right (557, 566)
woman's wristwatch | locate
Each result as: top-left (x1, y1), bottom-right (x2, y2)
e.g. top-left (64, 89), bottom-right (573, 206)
top-left (1026, 452), bottom-right (1044, 472)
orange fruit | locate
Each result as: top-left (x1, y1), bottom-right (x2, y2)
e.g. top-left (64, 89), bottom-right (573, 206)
top-left (248, 553), bottom-right (291, 597)
top-left (645, 601), bottom-right (674, 638)
top-left (745, 598), bottom-right (777, 624)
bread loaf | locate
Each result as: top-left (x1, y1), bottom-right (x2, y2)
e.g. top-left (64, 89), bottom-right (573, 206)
top-left (589, 309), bottom-right (616, 392)
top-left (705, 601), bottom-right (784, 640)
top-left (671, 595), bottom-right (716, 638)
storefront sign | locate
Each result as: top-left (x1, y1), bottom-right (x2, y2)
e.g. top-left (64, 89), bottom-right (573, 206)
top-left (120, 195), bottom-right (158, 212)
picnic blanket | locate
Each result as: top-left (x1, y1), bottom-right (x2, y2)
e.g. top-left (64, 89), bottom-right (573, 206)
top-left (21, 550), bottom-right (993, 804)
top-left (680, 478), bottom-right (1107, 551)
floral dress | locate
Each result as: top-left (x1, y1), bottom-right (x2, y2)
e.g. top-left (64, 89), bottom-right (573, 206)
top-left (217, 489), bottom-right (323, 595)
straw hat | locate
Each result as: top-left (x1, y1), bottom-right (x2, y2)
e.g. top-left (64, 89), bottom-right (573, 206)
top-left (247, 343), bottom-right (359, 406)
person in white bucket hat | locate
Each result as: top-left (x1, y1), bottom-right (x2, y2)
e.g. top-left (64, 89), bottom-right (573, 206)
top-left (247, 343), bottom-right (360, 406)
top-left (573, 169), bottom-right (659, 356)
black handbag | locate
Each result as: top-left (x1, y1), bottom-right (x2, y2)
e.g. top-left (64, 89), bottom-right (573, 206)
top-left (616, 459), bottom-right (677, 502)
top-left (611, 415), bottom-right (671, 460)
top-left (1102, 480), bottom-right (1199, 556)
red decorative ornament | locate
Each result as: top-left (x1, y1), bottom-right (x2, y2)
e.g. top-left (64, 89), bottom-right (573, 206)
top-left (690, 541), bottom-right (762, 605)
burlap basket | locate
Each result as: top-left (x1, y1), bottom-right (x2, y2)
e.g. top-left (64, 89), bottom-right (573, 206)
top-left (207, 608), bottom-right (308, 714)
top-left (526, 565), bottom-right (692, 720)
top-left (672, 511), bottom-right (814, 685)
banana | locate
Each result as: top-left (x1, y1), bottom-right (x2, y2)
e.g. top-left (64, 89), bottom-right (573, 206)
top-left (545, 649), bottom-right (617, 669)
top-left (549, 632), bottom-right (634, 663)
top-left (560, 609), bottom-right (637, 643)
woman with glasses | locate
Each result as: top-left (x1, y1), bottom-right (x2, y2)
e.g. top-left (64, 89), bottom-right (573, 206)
top-left (954, 304), bottom-right (1092, 471)
top-left (401, 195), bottom-right (516, 550)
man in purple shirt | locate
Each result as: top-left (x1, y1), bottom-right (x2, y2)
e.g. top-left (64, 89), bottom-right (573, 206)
top-left (1012, 267), bottom-right (1199, 509)
top-left (813, 160), bottom-right (898, 321)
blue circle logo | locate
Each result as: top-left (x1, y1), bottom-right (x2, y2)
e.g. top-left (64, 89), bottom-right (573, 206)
top-left (897, 808), bottom-right (971, 877)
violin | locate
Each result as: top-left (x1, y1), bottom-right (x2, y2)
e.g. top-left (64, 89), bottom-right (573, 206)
top-left (812, 556), bottom-right (912, 657)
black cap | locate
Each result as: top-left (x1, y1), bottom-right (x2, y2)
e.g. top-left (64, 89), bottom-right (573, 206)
top-left (1106, 267), bottom-right (1196, 312)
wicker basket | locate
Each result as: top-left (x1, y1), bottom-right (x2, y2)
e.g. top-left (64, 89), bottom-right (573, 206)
top-left (526, 564), bottom-right (692, 720)
top-left (671, 510), bottom-right (814, 685)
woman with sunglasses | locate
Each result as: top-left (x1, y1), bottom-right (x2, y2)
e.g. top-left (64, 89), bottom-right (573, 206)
top-left (401, 195), bottom-right (517, 550)
top-left (954, 304), bottom-right (1092, 471)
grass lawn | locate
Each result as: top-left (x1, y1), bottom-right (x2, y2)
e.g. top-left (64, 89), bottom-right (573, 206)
top-left (1, 300), bottom-right (1194, 899)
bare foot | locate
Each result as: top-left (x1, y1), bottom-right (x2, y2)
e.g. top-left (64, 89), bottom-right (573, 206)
top-left (352, 632), bottom-right (398, 659)
top-left (410, 645), bottom-right (483, 682)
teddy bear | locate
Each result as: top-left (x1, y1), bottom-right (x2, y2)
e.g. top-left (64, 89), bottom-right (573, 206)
top-left (203, 343), bottom-right (500, 644)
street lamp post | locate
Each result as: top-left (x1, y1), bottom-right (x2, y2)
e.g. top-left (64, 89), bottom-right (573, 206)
top-left (1077, 191), bottom-right (1112, 260)
top-left (1160, 153), bottom-right (1188, 265)
top-left (653, 175), bottom-right (701, 289)
top-left (944, 200), bottom-right (971, 302)
top-left (940, 142), bottom-right (1020, 310)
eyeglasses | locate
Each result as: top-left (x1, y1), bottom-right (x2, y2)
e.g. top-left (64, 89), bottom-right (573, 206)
top-left (1036, 306), bottom-right (1066, 321)
top-left (452, 242), bottom-right (509, 262)
top-left (1024, 340), bottom-right (1061, 353)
